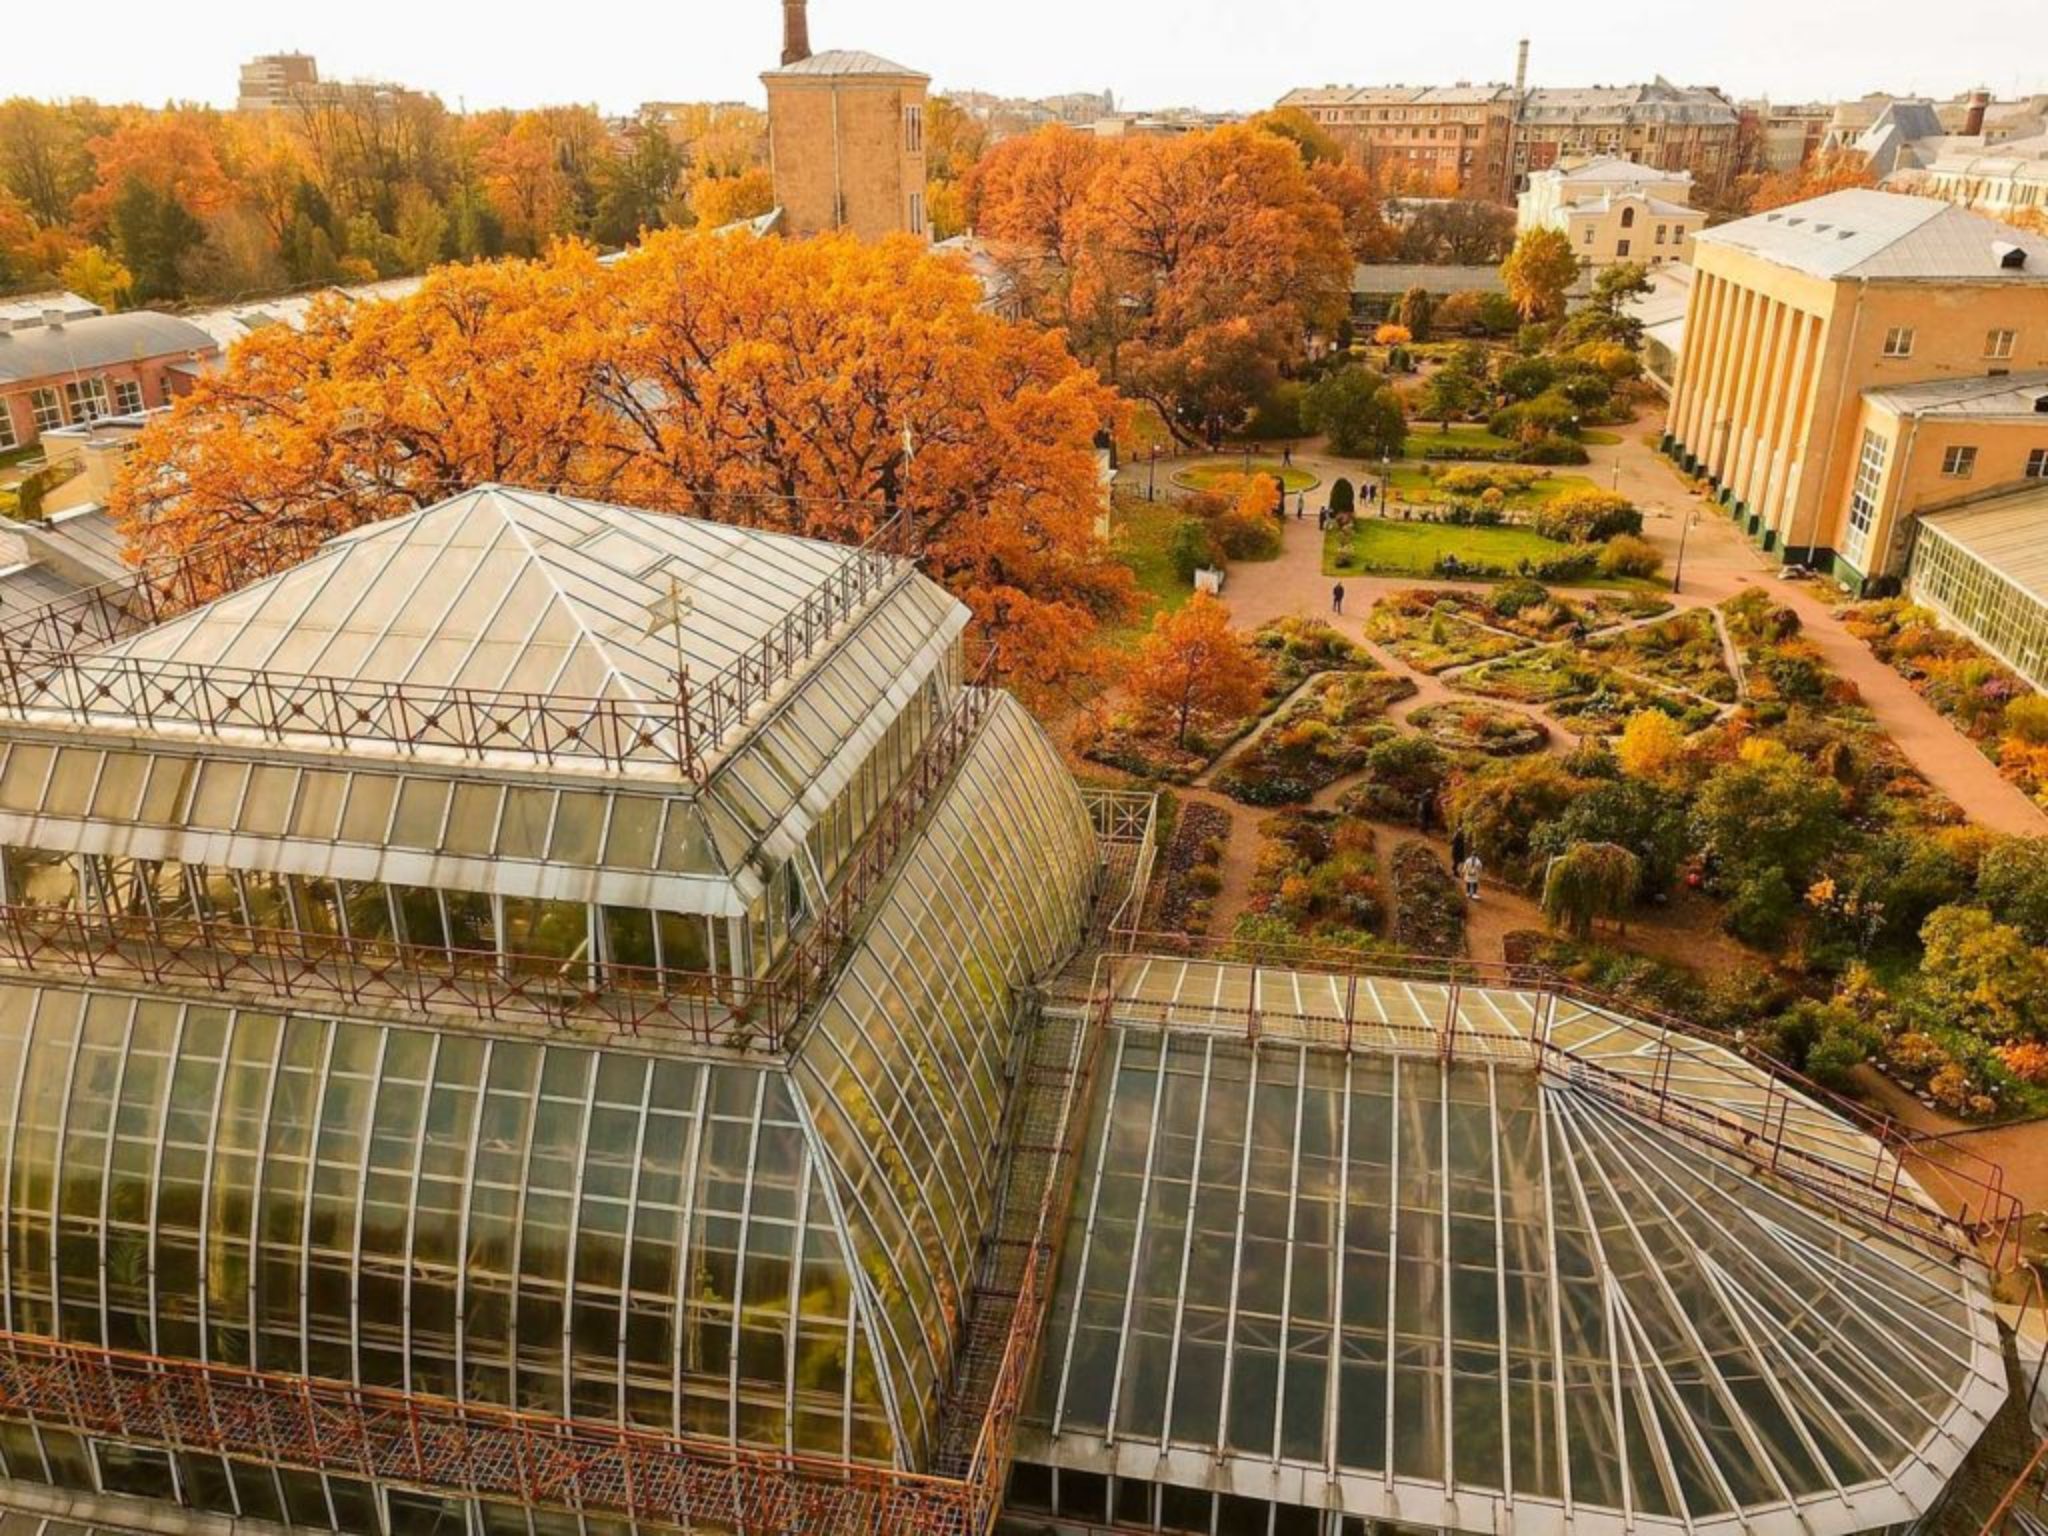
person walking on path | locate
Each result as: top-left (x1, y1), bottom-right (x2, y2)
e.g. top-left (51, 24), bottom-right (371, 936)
top-left (1450, 827), bottom-right (1468, 871)
top-left (1332, 582), bottom-right (1346, 615)
top-left (1460, 852), bottom-right (1484, 902)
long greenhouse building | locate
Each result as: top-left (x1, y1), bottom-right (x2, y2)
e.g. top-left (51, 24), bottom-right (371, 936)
top-left (0, 485), bottom-right (2022, 1536)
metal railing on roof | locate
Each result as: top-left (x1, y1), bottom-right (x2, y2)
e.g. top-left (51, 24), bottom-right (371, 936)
top-left (0, 503), bottom-right (917, 782)
top-left (1085, 936), bottom-right (2025, 1270)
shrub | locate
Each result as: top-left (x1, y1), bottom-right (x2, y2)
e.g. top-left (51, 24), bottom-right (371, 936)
top-left (2006, 694), bottom-right (2048, 746)
top-left (1531, 489), bottom-right (1641, 544)
top-left (1246, 381), bottom-right (1307, 441)
top-left (1436, 465), bottom-right (1541, 498)
top-left (1496, 356), bottom-right (1558, 401)
top-left (1213, 507), bottom-right (1282, 560)
top-left (1373, 323), bottom-right (1412, 346)
top-left (1167, 518), bottom-right (1215, 583)
top-left (1329, 477), bottom-right (1356, 520)
top-left (1517, 434), bottom-right (1590, 466)
top-left (1596, 534), bottom-right (1662, 580)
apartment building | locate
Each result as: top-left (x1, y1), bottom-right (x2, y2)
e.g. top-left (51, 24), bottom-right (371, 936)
top-left (1514, 80), bottom-right (1742, 198)
top-left (1275, 84), bottom-right (1516, 197)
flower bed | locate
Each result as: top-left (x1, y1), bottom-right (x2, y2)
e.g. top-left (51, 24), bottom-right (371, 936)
top-left (1081, 616), bottom-right (1376, 783)
top-left (1232, 811), bottom-right (1387, 951)
top-left (1215, 668), bottom-right (1417, 805)
top-left (1583, 609), bottom-right (1738, 703)
top-left (1408, 702), bottom-right (1549, 756)
top-left (1389, 842), bottom-right (1466, 957)
top-left (1365, 583), bottom-right (1671, 674)
top-left (1151, 801), bottom-right (1232, 937)
top-left (1844, 599), bottom-right (2048, 803)
top-left (1454, 647), bottom-right (1719, 737)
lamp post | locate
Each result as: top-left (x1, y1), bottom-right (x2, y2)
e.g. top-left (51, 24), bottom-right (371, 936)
top-left (1148, 445), bottom-right (1159, 502)
top-left (1381, 453), bottom-right (1392, 516)
top-left (1672, 507), bottom-right (1696, 595)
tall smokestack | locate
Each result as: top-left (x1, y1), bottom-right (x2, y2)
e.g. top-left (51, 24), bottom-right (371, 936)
top-left (782, 0), bottom-right (811, 66)
top-left (1964, 87), bottom-right (1991, 136)
top-left (1515, 39), bottom-right (1530, 98)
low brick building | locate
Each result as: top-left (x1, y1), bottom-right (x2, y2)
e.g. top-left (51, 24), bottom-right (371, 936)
top-left (0, 311), bottom-right (217, 454)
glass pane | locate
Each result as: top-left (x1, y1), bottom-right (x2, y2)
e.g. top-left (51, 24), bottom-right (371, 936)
top-left (241, 766), bottom-right (298, 837)
top-left (340, 776), bottom-right (398, 844)
top-left (188, 762), bottom-right (250, 832)
top-left (291, 772), bottom-right (347, 840)
top-left (498, 788), bottom-right (553, 861)
top-left (551, 793), bottom-right (603, 865)
top-left (446, 784), bottom-right (502, 858)
top-left (602, 908), bottom-right (657, 971)
top-left (390, 780), bottom-right (451, 849)
top-left (605, 797), bottom-right (661, 867)
top-left (89, 753), bottom-right (147, 820)
top-left (138, 756), bottom-right (193, 823)
top-left (0, 744), bottom-right (51, 812)
top-left (44, 749), bottom-right (95, 818)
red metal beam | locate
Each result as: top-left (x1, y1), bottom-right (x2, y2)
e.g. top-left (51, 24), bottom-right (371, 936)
top-left (0, 1332), bottom-right (988, 1536)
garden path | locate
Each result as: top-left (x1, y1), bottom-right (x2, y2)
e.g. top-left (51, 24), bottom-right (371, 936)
top-left (1130, 435), bottom-right (2048, 836)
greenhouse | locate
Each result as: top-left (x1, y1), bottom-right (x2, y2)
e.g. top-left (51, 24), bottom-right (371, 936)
top-left (1014, 958), bottom-right (2012, 1536)
top-left (0, 488), bottom-right (2019, 1536)
top-left (1909, 484), bottom-right (2048, 694)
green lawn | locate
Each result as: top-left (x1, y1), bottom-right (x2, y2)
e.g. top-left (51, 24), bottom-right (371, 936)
top-left (1324, 521), bottom-right (1655, 588)
top-left (1398, 424), bottom-right (1517, 456)
top-left (1175, 459), bottom-right (1319, 494)
top-left (1111, 500), bottom-right (1194, 619)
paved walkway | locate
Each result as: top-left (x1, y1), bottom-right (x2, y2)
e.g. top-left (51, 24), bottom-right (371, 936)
top-left (1125, 429), bottom-right (2048, 838)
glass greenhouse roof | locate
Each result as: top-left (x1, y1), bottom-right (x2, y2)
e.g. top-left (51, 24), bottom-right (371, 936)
top-left (106, 488), bottom-right (866, 712)
top-left (1020, 964), bottom-right (2008, 1536)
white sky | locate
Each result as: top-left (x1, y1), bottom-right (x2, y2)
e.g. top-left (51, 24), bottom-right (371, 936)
top-left (3, 0), bottom-right (2044, 116)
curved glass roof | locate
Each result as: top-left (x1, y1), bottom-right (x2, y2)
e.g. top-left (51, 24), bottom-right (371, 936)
top-left (1022, 1002), bottom-right (2006, 1536)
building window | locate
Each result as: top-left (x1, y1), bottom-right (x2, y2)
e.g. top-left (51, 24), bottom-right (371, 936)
top-left (28, 389), bottom-right (62, 434)
top-left (63, 377), bottom-right (109, 422)
top-left (908, 190), bottom-right (925, 236)
top-left (1616, 238), bottom-right (1631, 257)
top-left (1987, 328), bottom-right (2018, 360)
top-left (1655, 224), bottom-right (1668, 244)
top-left (1620, 205), bottom-right (1636, 229)
top-left (2029, 448), bottom-right (2048, 479)
top-left (1582, 226), bottom-right (1593, 244)
top-left (1844, 427), bottom-right (1888, 570)
top-left (1672, 224), bottom-right (1688, 240)
top-left (0, 407), bottom-right (15, 452)
top-left (1942, 445), bottom-right (1978, 479)
top-left (1881, 327), bottom-right (1915, 358)
top-left (112, 379), bottom-right (144, 415)
top-left (903, 104), bottom-right (923, 155)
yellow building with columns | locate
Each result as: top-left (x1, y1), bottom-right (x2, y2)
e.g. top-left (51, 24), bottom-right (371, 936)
top-left (1665, 189), bottom-right (2048, 588)
top-left (762, 0), bottom-right (930, 243)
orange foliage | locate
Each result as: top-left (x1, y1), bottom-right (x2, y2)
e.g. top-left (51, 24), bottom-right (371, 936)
top-left (114, 230), bottom-right (1132, 695)
top-left (72, 111), bottom-right (238, 234)
top-left (1127, 593), bottom-right (1270, 749)
top-left (967, 124), bottom-right (1351, 444)
top-left (688, 168), bottom-right (775, 230)
top-left (1739, 149), bottom-right (1878, 214)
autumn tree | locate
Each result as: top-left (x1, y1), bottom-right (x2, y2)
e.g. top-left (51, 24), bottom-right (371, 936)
top-left (1501, 226), bottom-right (1580, 322)
top-left (1398, 199), bottom-right (1515, 264)
top-left (1249, 107), bottom-right (1345, 165)
top-left (1128, 594), bottom-right (1270, 748)
top-left (116, 229), bottom-right (1133, 695)
top-left (1307, 159), bottom-right (1396, 262)
top-left (688, 168), bottom-right (775, 230)
top-left (1737, 149), bottom-right (1877, 214)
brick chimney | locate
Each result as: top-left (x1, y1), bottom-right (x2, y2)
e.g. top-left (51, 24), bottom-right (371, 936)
top-left (1964, 87), bottom-right (1991, 136)
top-left (782, 0), bottom-right (811, 66)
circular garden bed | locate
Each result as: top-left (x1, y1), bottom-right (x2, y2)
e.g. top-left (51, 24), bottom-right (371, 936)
top-left (1408, 701), bottom-right (1549, 756)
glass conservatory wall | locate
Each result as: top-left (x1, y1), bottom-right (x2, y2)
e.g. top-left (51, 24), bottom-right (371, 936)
top-left (793, 695), bottom-right (1099, 1465)
top-left (0, 980), bottom-right (898, 1527)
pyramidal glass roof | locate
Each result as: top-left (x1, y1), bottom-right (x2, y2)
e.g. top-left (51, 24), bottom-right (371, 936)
top-left (105, 486), bottom-right (874, 716)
